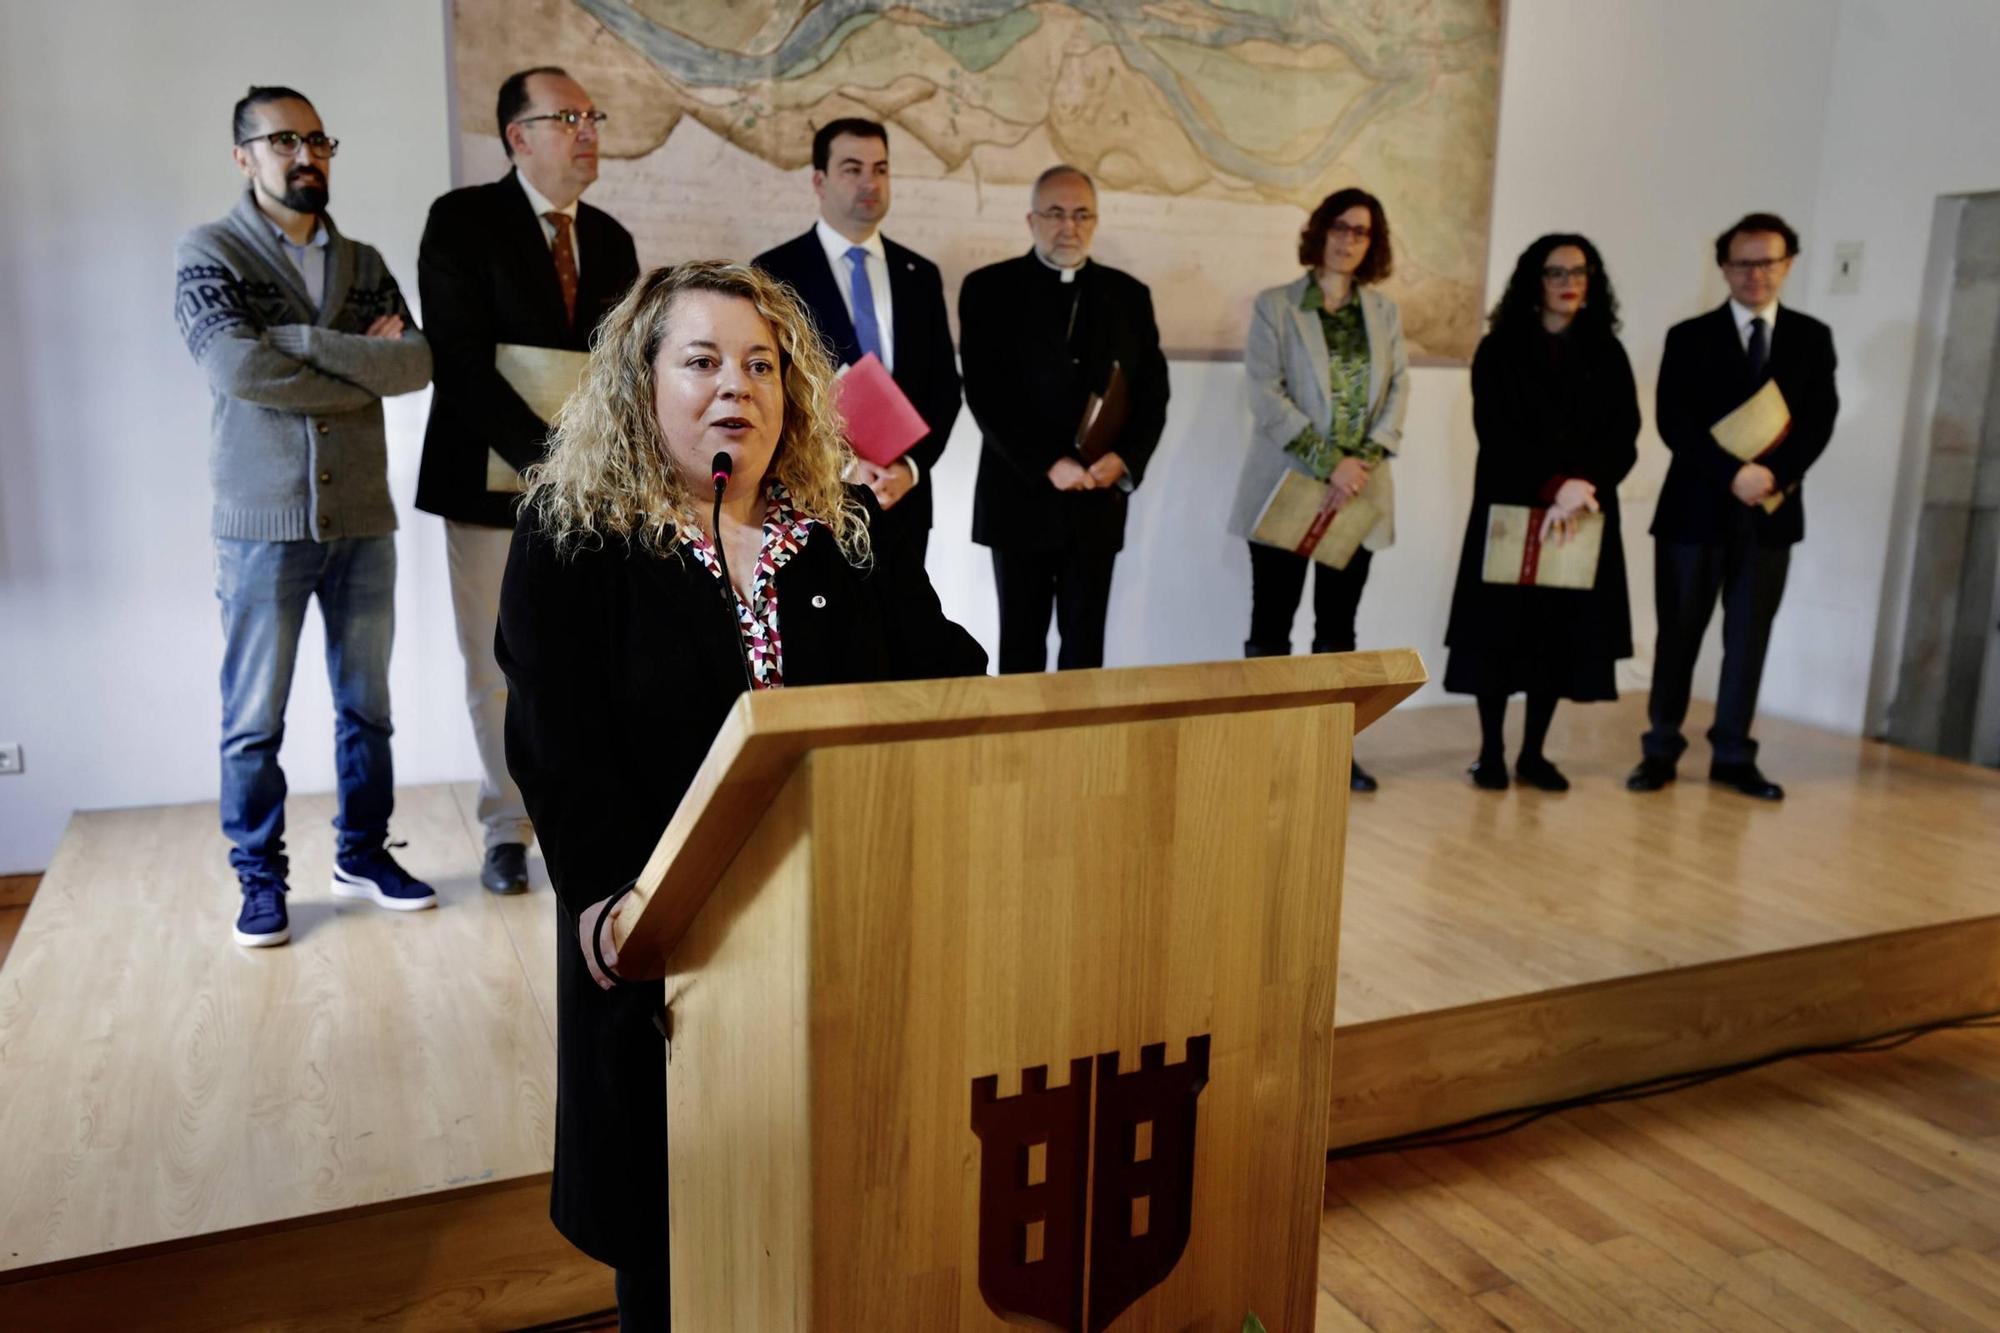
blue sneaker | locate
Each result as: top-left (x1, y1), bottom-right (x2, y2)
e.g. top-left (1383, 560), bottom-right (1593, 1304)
top-left (331, 843), bottom-right (437, 913)
top-left (234, 872), bottom-right (291, 947)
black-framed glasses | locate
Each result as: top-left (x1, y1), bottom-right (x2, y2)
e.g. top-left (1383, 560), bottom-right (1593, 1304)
top-left (1723, 257), bottom-right (1789, 274)
top-left (1542, 264), bottom-right (1589, 282)
top-left (1329, 220), bottom-right (1372, 241)
top-left (239, 130), bottom-right (338, 158)
top-left (1033, 207), bottom-right (1097, 226)
top-left (514, 109), bottom-right (608, 134)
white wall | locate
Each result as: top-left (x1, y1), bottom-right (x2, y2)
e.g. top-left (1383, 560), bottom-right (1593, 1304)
top-left (1809, 0), bottom-right (2000, 737)
top-left (1, 0), bottom-right (1987, 871)
top-left (0, 0), bottom-right (468, 873)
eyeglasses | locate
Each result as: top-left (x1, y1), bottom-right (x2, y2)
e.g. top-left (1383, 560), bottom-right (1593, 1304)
top-left (514, 109), bottom-right (609, 134)
top-left (1723, 257), bottom-right (1789, 274)
top-left (1542, 265), bottom-right (1589, 282)
top-left (1329, 220), bottom-right (1372, 241)
top-left (239, 130), bottom-right (338, 158)
top-left (1033, 207), bottom-right (1097, 227)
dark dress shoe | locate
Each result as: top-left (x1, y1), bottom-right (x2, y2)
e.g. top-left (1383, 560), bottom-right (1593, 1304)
top-left (1467, 757), bottom-right (1509, 791)
top-left (1710, 762), bottom-right (1784, 801)
top-left (481, 842), bottom-right (530, 894)
top-left (1514, 756), bottom-right (1571, 792)
top-left (1349, 759), bottom-right (1378, 793)
top-left (1625, 757), bottom-right (1677, 792)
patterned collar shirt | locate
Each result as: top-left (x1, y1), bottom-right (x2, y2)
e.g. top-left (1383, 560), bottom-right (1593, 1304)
top-left (683, 483), bottom-right (816, 689)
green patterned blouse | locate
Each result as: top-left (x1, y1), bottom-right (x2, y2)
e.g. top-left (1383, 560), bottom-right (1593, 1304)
top-left (1284, 277), bottom-right (1382, 479)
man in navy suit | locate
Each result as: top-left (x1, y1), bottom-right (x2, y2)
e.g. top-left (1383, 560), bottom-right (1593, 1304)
top-left (415, 67), bottom-right (640, 894)
top-left (753, 117), bottom-right (961, 567)
top-left (1630, 213), bottom-right (1839, 801)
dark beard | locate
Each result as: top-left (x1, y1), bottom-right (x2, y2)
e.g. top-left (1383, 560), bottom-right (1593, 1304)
top-left (280, 171), bottom-right (328, 213)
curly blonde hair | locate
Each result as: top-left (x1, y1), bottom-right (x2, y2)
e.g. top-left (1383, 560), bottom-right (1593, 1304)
top-left (523, 260), bottom-right (870, 562)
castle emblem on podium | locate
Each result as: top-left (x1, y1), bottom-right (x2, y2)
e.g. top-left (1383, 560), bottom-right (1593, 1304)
top-left (969, 1036), bottom-right (1212, 1331)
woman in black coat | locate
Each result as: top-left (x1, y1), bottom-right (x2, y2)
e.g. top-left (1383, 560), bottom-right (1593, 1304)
top-left (1443, 234), bottom-right (1640, 791)
top-left (496, 262), bottom-right (986, 1330)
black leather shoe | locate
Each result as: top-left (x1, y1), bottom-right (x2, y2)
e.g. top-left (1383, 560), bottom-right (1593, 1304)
top-left (481, 842), bottom-right (530, 894)
top-left (1467, 757), bottom-right (1509, 791)
top-left (1710, 762), bottom-right (1784, 801)
top-left (1625, 757), bottom-right (1677, 792)
top-left (1515, 756), bottom-right (1570, 792)
top-left (1349, 759), bottom-right (1378, 793)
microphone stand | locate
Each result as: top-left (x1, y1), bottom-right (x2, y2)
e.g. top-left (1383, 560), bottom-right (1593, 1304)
top-left (710, 451), bottom-right (756, 696)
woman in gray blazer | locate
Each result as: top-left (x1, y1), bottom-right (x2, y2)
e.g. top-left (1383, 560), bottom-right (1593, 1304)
top-left (1227, 187), bottom-right (1409, 789)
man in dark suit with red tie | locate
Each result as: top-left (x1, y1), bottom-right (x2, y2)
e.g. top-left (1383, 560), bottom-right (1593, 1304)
top-left (1630, 213), bottom-right (1839, 801)
top-left (415, 67), bottom-right (640, 895)
top-left (752, 117), bottom-right (961, 568)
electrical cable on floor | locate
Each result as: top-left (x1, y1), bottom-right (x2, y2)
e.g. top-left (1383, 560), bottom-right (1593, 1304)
top-left (1327, 1007), bottom-right (2000, 1164)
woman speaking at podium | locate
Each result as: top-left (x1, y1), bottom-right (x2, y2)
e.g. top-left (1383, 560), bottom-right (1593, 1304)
top-left (496, 261), bottom-right (986, 1328)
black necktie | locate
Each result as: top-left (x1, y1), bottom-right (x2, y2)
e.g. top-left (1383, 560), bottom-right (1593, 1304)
top-left (1746, 315), bottom-right (1769, 383)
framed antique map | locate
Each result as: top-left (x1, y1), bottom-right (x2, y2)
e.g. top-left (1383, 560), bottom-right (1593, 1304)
top-left (450, 1), bottom-right (1501, 360)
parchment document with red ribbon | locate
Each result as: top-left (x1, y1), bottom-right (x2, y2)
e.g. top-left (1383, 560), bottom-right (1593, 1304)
top-left (1249, 469), bottom-right (1384, 571)
top-left (1711, 379), bottom-right (1793, 514)
top-left (1480, 504), bottom-right (1604, 589)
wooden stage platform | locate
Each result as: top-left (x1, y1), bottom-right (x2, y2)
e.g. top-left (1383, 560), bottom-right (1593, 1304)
top-left (2, 695), bottom-right (1996, 1329)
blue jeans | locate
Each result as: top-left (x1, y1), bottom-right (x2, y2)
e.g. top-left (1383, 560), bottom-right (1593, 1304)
top-left (216, 536), bottom-right (396, 879)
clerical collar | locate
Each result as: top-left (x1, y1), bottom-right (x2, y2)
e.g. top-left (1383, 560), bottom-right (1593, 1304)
top-left (1034, 249), bottom-right (1086, 284)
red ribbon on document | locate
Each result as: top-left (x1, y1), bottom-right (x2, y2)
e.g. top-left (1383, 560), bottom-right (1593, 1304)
top-left (1293, 503), bottom-right (1337, 558)
top-left (1517, 507), bottom-right (1547, 585)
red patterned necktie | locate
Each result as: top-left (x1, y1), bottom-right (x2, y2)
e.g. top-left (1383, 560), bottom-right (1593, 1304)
top-left (545, 211), bottom-right (578, 327)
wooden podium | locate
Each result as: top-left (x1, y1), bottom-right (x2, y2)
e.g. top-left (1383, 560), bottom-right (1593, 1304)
top-left (612, 651), bottom-right (1425, 1330)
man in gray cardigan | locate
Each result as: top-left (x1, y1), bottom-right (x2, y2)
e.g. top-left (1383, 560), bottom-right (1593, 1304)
top-left (174, 86), bottom-right (434, 948)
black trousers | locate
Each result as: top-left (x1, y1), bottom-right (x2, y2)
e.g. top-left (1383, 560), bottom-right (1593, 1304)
top-left (991, 546), bottom-right (1118, 673)
top-left (1245, 542), bottom-right (1373, 656)
top-left (1644, 530), bottom-right (1791, 766)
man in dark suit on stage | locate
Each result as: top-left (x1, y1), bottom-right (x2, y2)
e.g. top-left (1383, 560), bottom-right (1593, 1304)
top-left (1630, 212), bottom-right (1839, 801)
top-left (753, 117), bottom-right (960, 567)
top-left (415, 67), bottom-right (639, 892)
top-left (960, 165), bottom-right (1170, 673)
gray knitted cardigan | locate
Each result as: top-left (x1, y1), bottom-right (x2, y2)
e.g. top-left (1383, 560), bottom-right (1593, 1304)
top-left (174, 191), bottom-right (432, 541)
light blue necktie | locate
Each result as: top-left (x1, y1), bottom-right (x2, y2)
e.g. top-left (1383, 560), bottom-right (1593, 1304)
top-left (844, 246), bottom-right (884, 362)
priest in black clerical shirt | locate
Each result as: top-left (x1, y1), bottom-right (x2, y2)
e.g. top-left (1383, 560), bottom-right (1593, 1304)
top-left (959, 165), bottom-right (1170, 673)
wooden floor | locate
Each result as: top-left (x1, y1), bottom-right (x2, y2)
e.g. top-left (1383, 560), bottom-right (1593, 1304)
top-left (1328, 695), bottom-right (2000, 1147)
top-left (0, 784), bottom-right (610, 1328)
top-left (1320, 1023), bottom-right (2000, 1332)
top-left (1340, 695), bottom-right (2000, 1027)
top-left (1, 693), bottom-right (1996, 1329)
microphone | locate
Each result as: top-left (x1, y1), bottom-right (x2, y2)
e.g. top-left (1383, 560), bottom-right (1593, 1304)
top-left (708, 451), bottom-right (756, 697)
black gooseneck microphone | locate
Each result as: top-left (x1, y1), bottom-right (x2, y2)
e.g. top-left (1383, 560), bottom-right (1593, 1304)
top-left (709, 451), bottom-right (756, 696)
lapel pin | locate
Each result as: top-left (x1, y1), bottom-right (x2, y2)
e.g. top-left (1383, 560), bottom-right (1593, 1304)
top-left (811, 594), bottom-right (828, 609)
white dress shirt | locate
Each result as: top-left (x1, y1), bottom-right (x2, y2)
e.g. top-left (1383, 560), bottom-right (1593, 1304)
top-left (1729, 297), bottom-right (1779, 354)
top-left (814, 217), bottom-right (895, 372)
top-left (518, 171), bottom-right (581, 278)
top-left (268, 218), bottom-right (329, 310)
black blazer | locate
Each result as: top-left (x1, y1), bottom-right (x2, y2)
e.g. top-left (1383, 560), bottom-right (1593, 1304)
top-left (1651, 302), bottom-right (1839, 547)
top-left (960, 252), bottom-right (1170, 555)
top-left (496, 494), bottom-right (986, 1271)
top-left (752, 230), bottom-right (962, 539)
top-left (415, 172), bottom-right (640, 527)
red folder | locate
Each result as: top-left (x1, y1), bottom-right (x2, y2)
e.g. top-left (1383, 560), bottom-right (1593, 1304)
top-left (834, 353), bottom-right (928, 467)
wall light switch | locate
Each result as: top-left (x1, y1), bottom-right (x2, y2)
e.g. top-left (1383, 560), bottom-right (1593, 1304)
top-left (0, 743), bottom-right (21, 775)
top-left (1831, 241), bottom-right (1863, 295)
